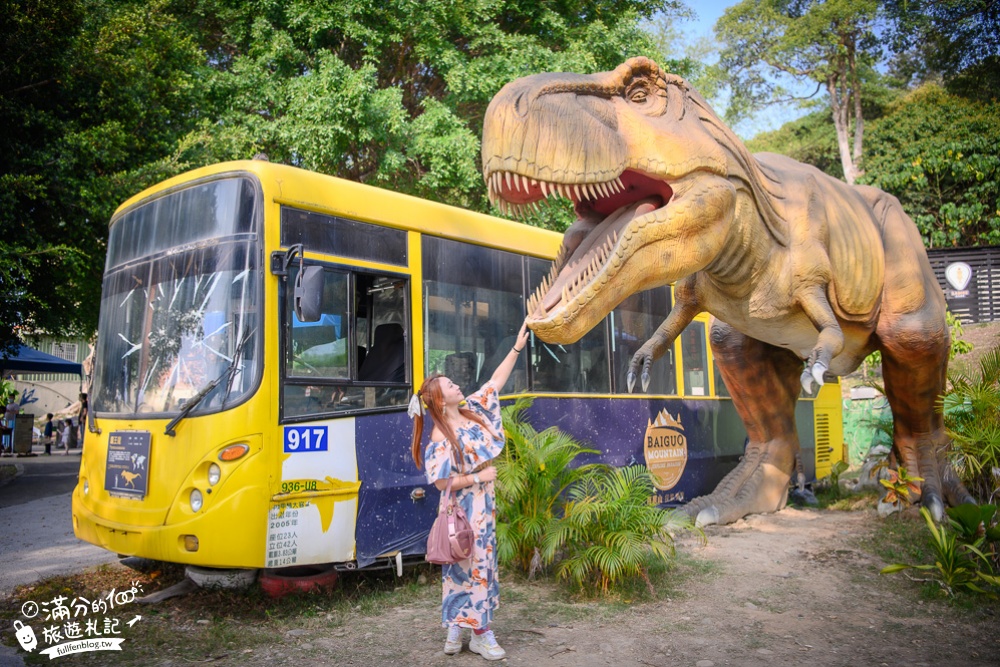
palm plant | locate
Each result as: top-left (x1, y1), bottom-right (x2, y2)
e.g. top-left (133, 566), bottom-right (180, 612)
top-left (494, 398), bottom-right (604, 574)
top-left (881, 504), bottom-right (1000, 597)
top-left (545, 465), bottom-right (700, 594)
top-left (942, 344), bottom-right (1000, 503)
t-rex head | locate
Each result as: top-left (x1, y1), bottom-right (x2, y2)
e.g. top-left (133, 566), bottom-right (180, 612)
top-left (483, 57), bottom-right (778, 344)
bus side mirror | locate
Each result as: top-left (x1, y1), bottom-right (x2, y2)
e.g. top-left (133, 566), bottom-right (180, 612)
top-left (294, 265), bottom-right (324, 322)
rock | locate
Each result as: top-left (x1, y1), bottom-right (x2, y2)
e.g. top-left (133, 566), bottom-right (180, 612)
top-left (696, 661), bottom-right (715, 667)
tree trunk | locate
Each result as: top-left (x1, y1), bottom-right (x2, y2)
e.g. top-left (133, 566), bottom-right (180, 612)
top-left (827, 78), bottom-right (858, 185)
top-left (849, 47), bottom-right (865, 180)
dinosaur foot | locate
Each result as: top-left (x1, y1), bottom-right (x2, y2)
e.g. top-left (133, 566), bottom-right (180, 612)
top-left (914, 455), bottom-right (975, 523)
top-left (682, 446), bottom-right (794, 527)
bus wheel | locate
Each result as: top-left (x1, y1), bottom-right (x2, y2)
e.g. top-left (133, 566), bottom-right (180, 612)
top-left (259, 564), bottom-right (339, 598)
top-left (185, 566), bottom-right (258, 590)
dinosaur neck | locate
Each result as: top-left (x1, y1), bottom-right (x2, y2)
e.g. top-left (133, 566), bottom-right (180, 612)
top-left (702, 186), bottom-right (769, 289)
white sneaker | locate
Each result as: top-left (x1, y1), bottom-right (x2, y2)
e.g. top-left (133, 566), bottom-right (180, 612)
top-left (469, 629), bottom-right (506, 661)
top-left (444, 626), bottom-right (463, 655)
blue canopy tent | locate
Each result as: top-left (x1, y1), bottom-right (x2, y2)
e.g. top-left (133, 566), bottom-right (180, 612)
top-left (1, 345), bottom-right (83, 375)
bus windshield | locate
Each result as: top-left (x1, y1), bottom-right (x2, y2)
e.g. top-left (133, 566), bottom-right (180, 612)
top-left (92, 176), bottom-right (261, 417)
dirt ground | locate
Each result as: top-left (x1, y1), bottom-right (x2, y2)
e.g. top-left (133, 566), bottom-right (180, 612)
top-left (217, 507), bottom-right (998, 667)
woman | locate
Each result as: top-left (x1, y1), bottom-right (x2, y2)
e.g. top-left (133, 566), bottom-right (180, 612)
top-left (410, 323), bottom-right (530, 661)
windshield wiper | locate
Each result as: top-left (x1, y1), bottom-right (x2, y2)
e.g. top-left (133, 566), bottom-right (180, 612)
top-left (164, 327), bottom-right (253, 437)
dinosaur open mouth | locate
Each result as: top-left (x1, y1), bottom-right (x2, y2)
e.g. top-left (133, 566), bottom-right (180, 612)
top-left (486, 169), bottom-right (673, 317)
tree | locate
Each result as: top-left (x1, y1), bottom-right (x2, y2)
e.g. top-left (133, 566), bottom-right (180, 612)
top-left (1, 0), bottom-right (687, 351)
top-left (859, 84), bottom-right (1000, 248)
top-left (714, 0), bottom-right (881, 184)
top-left (0, 0), bottom-right (209, 352)
top-left (883, 0), bottom-right (1000, 103)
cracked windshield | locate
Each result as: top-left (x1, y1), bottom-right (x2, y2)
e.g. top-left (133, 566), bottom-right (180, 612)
top-left (92, 178), bottom-right (261, 416)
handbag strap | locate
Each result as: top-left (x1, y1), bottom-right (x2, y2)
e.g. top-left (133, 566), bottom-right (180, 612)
top-left (442, 476), bottom-right (472, 559)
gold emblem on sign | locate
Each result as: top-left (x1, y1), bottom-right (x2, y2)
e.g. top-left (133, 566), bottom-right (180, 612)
top-left (643, 409), bottom-right (688, 491)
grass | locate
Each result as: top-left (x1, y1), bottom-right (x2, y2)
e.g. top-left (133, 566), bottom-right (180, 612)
top-left (1, 542), bottom-right (718, 665)
top-left (0, 560), bottom-right (442, 666)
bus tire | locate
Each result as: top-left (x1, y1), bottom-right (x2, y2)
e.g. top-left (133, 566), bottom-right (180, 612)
top-left (185, 566), bottom-right (258, 590)
top-left (259, 564), bottom-right (339, 598)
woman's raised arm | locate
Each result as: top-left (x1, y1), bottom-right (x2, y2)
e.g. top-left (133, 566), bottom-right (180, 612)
top-left (488, 322), bottom-right (530, 389)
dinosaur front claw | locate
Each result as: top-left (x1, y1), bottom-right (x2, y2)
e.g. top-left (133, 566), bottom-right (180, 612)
top-left (641, 370), bottom-right (651, 392)
top-left (800, 368), bottom-right (815, 394)
top-left (799, 361), bottom-right (827, 394)
top-left (811, 361), bottom-right (827, 387)
top-left (627, 371), bottom-right (637, 393)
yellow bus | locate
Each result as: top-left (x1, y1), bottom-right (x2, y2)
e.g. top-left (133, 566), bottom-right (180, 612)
top-left (72, 160), bottom-right (843, 578)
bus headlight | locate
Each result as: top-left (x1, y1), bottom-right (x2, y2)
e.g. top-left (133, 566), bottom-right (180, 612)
top-left (208, 463), bottom-right (221, 486)
top-left (190, 489), bottom-right (204, 512)
top-left (83, 479), bottom-right (89, 495)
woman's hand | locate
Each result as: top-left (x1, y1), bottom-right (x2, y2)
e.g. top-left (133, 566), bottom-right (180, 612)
top-left (477, 466), bottom-right (497, 483)
top-left (514, 322), bottom-right (530, 353)
top-left (489, 321), bottom-right (532, 388)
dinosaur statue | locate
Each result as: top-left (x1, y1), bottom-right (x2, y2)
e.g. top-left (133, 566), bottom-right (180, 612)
top-left (481, 56), bottom-right (974, 526)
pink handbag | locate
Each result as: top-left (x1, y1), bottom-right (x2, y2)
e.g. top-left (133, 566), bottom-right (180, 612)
top-left (426, 476), bottom-right (474, 564)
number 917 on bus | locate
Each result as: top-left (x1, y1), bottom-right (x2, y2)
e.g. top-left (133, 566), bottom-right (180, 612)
top-left (283, 426), bottom-right (328, 453)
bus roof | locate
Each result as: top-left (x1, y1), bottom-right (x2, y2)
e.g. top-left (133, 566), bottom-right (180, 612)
top-left (112, 160), bottom-right (563, 260)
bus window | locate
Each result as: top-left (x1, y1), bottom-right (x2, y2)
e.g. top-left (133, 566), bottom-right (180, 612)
top-left (423, 236), bottom-right (527, 395)
top-left (281, 208), bottom-right (407, 266)
top-left (610, 287), bottom-right (676, 395)
top-left (681, 321), bottom-right (708, 396)
top-left (283, 265), bottom-right (409, 420)
top-left (286, 269), bottom-right (349, 379)
top-left (525, 258), bottom-right (611, 394)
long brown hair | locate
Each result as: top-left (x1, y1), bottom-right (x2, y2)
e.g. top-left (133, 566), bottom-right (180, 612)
top-left (410, 374), bottom-right (499, 470)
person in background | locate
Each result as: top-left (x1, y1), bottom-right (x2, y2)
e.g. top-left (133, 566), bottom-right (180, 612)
top-left (2, 396), bottom-right (18, 455)
top-left (78, 392), bottom-right (88, 444)
top-left (409, 323), bottom-right (529, 661)
top-left (59, 419), bottom-right (71, 455)
top-left (43, 413), bottom-right (55, 455)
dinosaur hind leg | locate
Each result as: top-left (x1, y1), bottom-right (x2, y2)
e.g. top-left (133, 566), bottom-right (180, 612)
top-left (684, 321), bottom-right (802, 526)
top-left (879, 315), bottom-right (975, 518)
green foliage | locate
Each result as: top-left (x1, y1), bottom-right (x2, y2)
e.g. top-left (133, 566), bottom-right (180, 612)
top-left (746, 109), bottom-right (844, 179)
top-left (942, 344), bottom-right (1000, 504)
top-left (0, 379), bottom-right (19, 406)
top-left (1, 0), bottom-right (685, 348)
top-left (495, 398), bottom-right (604, 573)
top-left (548, 465), bottom-right (700, 595)
top-left (947, 311), bottom-right (974, 359)
top-left (827, 460), bottom-right (850, 500)
top-left (881, 0), bottom-right (1000, 102)
top-left (880, 504), bottom-right (1000, 598)
top-left (496, 399), bottom-right (701, 595)
top-left (879, 466), bottom-right (924, 506)
top-left (859, 84), bottom-right (1000, 248)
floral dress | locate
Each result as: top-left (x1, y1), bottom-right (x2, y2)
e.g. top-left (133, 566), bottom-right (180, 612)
top-left (424, 381), bottom-right (504, 629)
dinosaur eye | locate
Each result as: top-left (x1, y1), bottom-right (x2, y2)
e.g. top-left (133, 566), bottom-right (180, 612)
top-left (629, 88), bottom-right (648, 104)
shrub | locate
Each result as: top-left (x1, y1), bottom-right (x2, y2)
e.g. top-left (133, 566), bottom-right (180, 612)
top-left (942, 344), bottom-right (1000, 504)
top-left (495, 398), bottom-right (604, 574)
top-left (546, 465), bottom-right (699, 594)
top-left (495, 398), bottom-right (701, 594)
top-left (881, 503), bottom-right (1000, 598)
